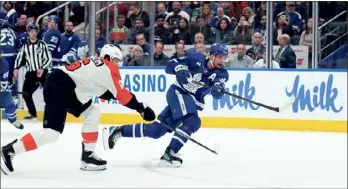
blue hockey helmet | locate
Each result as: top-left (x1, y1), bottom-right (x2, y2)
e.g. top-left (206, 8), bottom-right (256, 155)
top-left (209, 43), bottom-right (229, 57)
top-left (48, 15), bottom-right (59, 23)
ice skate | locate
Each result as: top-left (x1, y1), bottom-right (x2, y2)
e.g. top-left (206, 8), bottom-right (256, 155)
top-left (11, 121), bottom-right (24, 129)
top-left (80, 143), bottom-right (107, 171)
top-left (23, 114), bottom-right (37, 121)
top-left (0, 140), bottom-right (16, 175)
top-left (103, 126), bottom-right (122, 150)
top-left (159, 147), bottom-right (183, 168)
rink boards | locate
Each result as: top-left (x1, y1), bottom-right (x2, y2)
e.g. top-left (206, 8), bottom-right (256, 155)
top-left (2, 68), bottom-right (347, 132)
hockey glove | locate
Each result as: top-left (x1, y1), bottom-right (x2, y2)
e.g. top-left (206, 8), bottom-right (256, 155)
top-left (175, 65), bottom-right (191, 85)
top-left (211, 83), bottom-right (225, 99)
top-left (137, 103), bottom-right (156, 121)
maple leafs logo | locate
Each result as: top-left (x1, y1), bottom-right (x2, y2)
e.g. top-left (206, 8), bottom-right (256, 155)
top-left (183, 73), bottom-right (204, 94)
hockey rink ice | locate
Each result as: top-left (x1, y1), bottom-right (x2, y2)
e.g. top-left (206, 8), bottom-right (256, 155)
top-left (1, 121), bottom-right (347, 188)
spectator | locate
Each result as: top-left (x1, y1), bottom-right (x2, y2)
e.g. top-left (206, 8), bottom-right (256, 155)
top-left (214, 17), bottom-right (235, 45)
top-left (254, 1), bottom-right (266, 29)
top-left (274, 15), bottom-right (294, 45)
top-left (156, 2), bottom-right (168, 20)
top-left (276, 2), bottom-right (303, 35)
top-left (2, 2), bottom-right (18, 27)
top-left (193, 16), bottom-right (215, 44)
top-left (182, 2), bottom-right (194, 18)
top-left (154, 15), bottom-right (171, 44)
top-left (25, 2), bottom-right (45, 19)
top-left (210, 6), bottom-right (232, 28)
top-left (154, 41), bottom-right (169, 66)
top-left (95, 28), bottom-right (105, 56)
top-left (110, 14), bottom-right (131, 45)
top-left (299, 18), bottom-right (313, 66)
top-left (187, 32), bottom-right (205, 54)
top-left (12, 14), bottom-right (27, 35)
top-left (242, 7), bottom-right (255, 27)
top-left (233, 15), bottom-right (253, 45)
top-left (194, 43), bottom-right (206, 55)
top-left (170, 42), bottom-right (186, 59)
top-left (165, 1), bottom-right (190, 29)
top-left (60, 21), bottom-right (80, 57)
top-left (246, 32), bottom-right (266, 62)
top-left (185, 2), bottom-right (202, 22)
top-left (135, 33), bottom-right (151, 55)
top-left (201, 3), bottom-right (213, 25)
top-left (129, 18), bottom-right (151, 44)
top-left (126, 3), bottom-right (150, 29)
top-left (38, 15), bottom-right (49, 39)
top-left (254, 54), bottom-right (280, 68)
top-left (255, 15), bottom-right (266, 44)
top-left (170, 17), bottom-right (191, 45)
top-left (123, 45), bottom-right (151, 66)
top-left (275, 34), bottom-right (296, 68)
top-left (229, 2), bottom-right (248, 20)
top-left (226, 44), bottom-right (254, 68)
top-left (299, 18), bottom-right (312, 49)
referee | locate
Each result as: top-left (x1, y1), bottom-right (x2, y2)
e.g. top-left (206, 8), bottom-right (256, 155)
top-left (13, 25), bottom-right (52, 120)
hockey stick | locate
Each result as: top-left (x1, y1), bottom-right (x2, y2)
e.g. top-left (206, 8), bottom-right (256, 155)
top-left (155, 120), bottom-right (219, 155)
top-left (192, 81), bottom-right (295, 112)
top-left (15, 91), bottom-right (29, 96)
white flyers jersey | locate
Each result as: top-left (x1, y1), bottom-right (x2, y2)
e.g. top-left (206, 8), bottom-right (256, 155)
top-left (58, 56), bottom-right (132, 105)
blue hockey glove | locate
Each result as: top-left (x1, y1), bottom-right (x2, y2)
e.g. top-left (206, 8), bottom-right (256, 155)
top-left (211, 83), bottom-right (225, 99)
top-left (174, 65), bottom-right (191, 85)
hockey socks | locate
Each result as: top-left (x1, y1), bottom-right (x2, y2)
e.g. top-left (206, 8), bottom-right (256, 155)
top-left (12, 129), bottom-right (61, 155)
top-left (81, 132), bottom-right (98, 151)
top-left (121, 121), bottom-right (168, 139)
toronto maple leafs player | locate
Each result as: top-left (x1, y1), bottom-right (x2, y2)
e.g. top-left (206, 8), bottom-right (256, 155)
top-left (0, 19), bottom-right (19, 86)
top-left (103, 43), bottom-right (229, 167)
top-left (42, 15), bottom-right (61, 66)
top-left (0, 51), bottom-right (24, 129)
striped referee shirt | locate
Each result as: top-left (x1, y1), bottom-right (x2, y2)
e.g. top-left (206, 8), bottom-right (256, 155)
top-left (14, 39), bottom-right (52, 72)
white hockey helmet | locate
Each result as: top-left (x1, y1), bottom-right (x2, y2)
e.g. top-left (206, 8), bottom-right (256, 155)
top-left (100, 44), bottom-right (123, 63)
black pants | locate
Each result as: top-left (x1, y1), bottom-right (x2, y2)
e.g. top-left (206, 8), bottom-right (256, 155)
top-left (42, 69), bottom-right (92, 133)
top-left (23, 71), bottom-right (47, 116)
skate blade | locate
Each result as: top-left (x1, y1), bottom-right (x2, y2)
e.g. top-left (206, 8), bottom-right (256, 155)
top-left (158, 159), bottom-right (182, 168)
top-left (102, 127), bottom-right (111, 150)
top-left (0, 153), bottom-right (10, 175)
top-left (80, 162), bottom-right (107, 171)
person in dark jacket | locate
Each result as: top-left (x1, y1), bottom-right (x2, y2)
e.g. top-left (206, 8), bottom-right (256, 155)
top-left (170, 17), bottom-right (191, 44)
top-left (214, 17), bottom-right (235, 45)
top-left (95, 28), bottom-right (105, 56)
top-left (273, 14), bottom-right (294, 45)
top-left (154, 15), bottom-right (171, 44)
top-left (170, 42), bottom-right (186, 59)
top-left (129, 18), bottom-right (151, 44)
top-left (60, 21), bottom-right (80, 57)
top-left (246, 32), bottom-right (266, 62)
top-left (125, 3), bottom-right (150, 29)
top-left (154, 41), bottom-right (169, 66)
top-left (275, 34), bottom-right (296, 68)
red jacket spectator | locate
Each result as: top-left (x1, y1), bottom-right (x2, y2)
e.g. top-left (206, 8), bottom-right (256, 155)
top-left (229, 2), bottom-right (248, 20)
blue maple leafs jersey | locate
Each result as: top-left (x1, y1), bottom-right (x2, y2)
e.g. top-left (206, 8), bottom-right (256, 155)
top-left (0, 57), bottom-right (11, 92)
top-left (42, 28), bottom-right (62, 61)
top-left (0, 28), bottom-right (19, 58)
top-left (165, 52), bottom-right (229, 110)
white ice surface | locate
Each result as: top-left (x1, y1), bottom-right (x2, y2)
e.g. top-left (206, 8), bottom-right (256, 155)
top-left (1, 120), bottom-right (347, 188)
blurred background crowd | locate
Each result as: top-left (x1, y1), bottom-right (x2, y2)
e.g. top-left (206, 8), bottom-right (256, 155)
top-left (1, 1), bottom-right (347, 69)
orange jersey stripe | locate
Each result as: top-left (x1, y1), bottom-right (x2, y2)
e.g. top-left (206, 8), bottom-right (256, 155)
top-left (21, 133), bottom-right (38, 151)
top-left (82, 132), bottom-right (98, 143)
top-left (104, 60), bottom-right (132, 105)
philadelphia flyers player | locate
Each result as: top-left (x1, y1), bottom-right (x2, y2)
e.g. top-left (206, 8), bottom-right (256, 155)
top-left (0, 44), bottom-right (156, 175)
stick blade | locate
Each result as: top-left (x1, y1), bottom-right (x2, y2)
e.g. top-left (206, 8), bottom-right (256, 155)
top-left (278, 96), bottom-right (296, 112)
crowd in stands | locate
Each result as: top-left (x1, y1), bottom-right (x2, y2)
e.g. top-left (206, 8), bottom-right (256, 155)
top-left (1, 1), bottom-right (347, 69)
